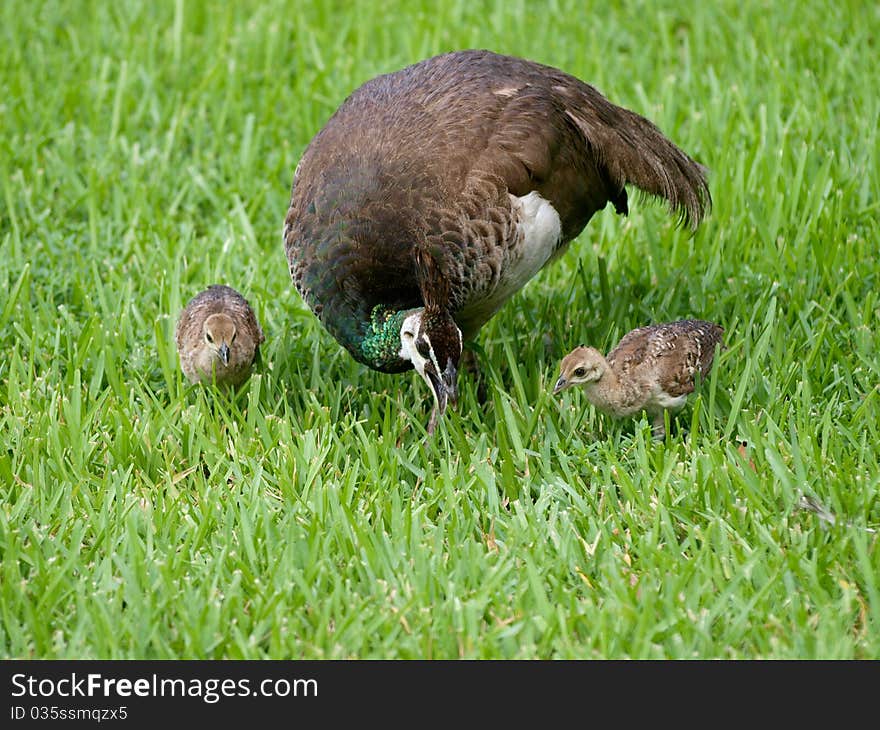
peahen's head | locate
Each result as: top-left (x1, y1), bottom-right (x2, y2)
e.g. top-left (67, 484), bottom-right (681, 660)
top-left (399, 309), bottom-right (462, 432)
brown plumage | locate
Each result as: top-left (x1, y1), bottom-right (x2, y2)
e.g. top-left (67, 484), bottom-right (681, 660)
top-left (175, 285), bottom-right (265, 388)
top-left (553, 320), bottom-right (724, 437)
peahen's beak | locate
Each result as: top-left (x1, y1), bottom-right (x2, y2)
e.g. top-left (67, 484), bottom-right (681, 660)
top-left (426, 360), bottom-right (458, 417)
top-left (443, 360), bottom-right (458, 408)
top-left (425, 367), bottom-right (446, 415)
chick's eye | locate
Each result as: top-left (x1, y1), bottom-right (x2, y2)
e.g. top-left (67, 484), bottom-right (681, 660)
top-left (573, 367), bottom-right (586, 377)
top-left (205, 333), bottom-right (214, 344)
top-left (230, 332), bottom-right (236, 343)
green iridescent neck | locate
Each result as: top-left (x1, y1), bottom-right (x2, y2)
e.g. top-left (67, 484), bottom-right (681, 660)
top-left (360, 305), bottom-right (421, 370)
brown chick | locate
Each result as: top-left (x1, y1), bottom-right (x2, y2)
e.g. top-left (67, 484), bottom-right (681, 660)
top-left (175, 285), bottom-right (265, 388)
top-left (553, 319), bottom-right (724, 438)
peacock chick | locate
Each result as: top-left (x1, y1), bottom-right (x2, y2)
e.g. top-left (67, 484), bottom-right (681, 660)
top-left (553, 320), bottom-right (724, 438)
top-left (175, 285), bottom-right (265, 388)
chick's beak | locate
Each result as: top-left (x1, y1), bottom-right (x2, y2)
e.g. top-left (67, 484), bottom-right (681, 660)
top-left (218, 343), bottom-right (230, 366)
top-left (553, 376), bottom-right (568, 395)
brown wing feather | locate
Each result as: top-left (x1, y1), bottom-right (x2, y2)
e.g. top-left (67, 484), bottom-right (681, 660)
top-left (606, 324), bottom-right (657, 374)
top-left (608, 320), bottom-right (723, 398)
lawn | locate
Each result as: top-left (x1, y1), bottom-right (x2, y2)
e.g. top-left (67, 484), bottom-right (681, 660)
top-left (1, 0), bottom-right (878, 659)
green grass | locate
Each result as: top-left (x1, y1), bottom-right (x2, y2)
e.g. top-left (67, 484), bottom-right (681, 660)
top-left (1, 0), bottom-right (878, 659)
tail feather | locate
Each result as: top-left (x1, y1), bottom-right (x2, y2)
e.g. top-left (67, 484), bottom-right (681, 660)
top-left (567, 97), bottom-right (711, 230)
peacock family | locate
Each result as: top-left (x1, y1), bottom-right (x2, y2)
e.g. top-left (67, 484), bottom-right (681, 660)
top-left (283, 50), bottom-right (711, 432)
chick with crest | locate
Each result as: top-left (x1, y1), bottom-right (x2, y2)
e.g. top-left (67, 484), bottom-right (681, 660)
top-left (175, 285), bottom-right (265, 388)
top-left (553, 320), bottom-right (724, 438)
